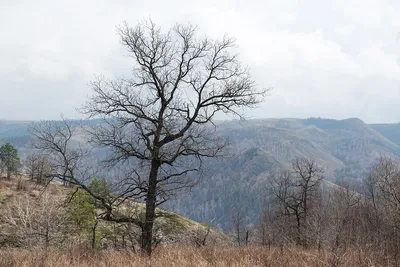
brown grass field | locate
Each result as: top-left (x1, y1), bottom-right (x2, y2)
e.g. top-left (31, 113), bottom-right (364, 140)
top-left (0, 246), bottom-right (394, 267)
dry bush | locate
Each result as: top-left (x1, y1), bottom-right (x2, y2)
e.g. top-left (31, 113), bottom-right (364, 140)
top-left (2, 191), bottom-right (69, 248)
top-left (0, 246), bottom-right (394, 267)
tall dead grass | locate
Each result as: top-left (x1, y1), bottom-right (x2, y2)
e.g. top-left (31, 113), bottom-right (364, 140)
top-left (0, 246), bottom-right (394, 267)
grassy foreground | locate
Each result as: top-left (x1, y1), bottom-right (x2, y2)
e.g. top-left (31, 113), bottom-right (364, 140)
top-left (0, 246), bottom-right (392, 267)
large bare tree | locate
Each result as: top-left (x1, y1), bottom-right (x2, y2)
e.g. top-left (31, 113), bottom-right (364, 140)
top-left (31, 20), bottom-right (266, 255)
top-left (82, 20), bottom-right (266, 255)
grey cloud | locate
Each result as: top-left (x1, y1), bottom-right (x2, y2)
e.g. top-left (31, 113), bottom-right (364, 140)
top-left (1, 0), bottom-right (400, 122)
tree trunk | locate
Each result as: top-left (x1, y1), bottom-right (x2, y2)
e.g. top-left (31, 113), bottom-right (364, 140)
top-left (261, 224), bottom-right (266, 246)
top-left (296, 213), bottom-right (302, 246)
top-left (141, 159), bottom-right (159, 256)
top-left (45, 226), bottom-right (49, 248)
top-left (91, 221), bottom-right (98, 249)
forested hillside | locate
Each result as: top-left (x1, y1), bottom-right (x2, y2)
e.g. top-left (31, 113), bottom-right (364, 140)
top-left (166, 118), bottom-right (400, 230)
top-left (1, 118), bottom-right (400, 230)
top-left (370, 123), bottom-right (400, 146)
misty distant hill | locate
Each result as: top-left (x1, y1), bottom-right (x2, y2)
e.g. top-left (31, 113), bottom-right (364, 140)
top-left (1, 117), bottom-right (400, 229)
top-left (370, 123), bottom-right (400, 146)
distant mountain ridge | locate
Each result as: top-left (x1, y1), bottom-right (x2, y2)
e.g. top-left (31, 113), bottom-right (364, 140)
top-left (1, 117), bottom-right (400, 230)
top-left (213, 118), bottom-right (400, 178)
top-left (370, 123), bottom-right (400, 146)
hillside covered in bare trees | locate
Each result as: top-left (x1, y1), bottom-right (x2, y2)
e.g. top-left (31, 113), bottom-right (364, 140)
top-left (2, 117), bottom-right (400, 230)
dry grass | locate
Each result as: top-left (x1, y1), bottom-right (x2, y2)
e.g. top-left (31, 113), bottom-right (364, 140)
top-left (0, 177), bottom-right (69, 199)
top-left (0, 246), bottom-right (395, 267)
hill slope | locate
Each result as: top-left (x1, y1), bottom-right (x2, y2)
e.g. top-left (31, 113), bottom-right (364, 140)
top-left (370, 123), bottom-right (400, 146)
top-left (166, 118), bottom-right (400, 229)
top-left (0, 178), bottom-right (228, 248)
top-left (1, 118), bottom-right (400, 230)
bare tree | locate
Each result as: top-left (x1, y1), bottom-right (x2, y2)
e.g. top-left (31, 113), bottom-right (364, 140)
top-left (23, 153), bottom-right (55, 185)
top-left (29, 119), bottom-right (144, 229)
top-left (79, 20), bottom-right (266, 255)
top-left (231, 208), bottom-right (244, 246)
top-left (29, 119), bottom-right (90, 187)
top-left (270, 158), bottom-right (323, 246)
top-left (327, 183), bottom-right (361, 250)
top-left (191, 225), bottom-right (211, 247)
top-left (256, 156), bottom-right (400, 263)
top-left (364, 156), bottom-right (400, 259)
top-left (256, 199), bottom-right (281, 248)
top-left (24, 153), bottom-right (38, 181)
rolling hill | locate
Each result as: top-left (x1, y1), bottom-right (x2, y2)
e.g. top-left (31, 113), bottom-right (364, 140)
top-left (1, 117), bottom-right (400, 230)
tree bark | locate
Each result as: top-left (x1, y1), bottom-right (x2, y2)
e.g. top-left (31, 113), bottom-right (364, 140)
top-left (141, 159), bottom-right (159, 256)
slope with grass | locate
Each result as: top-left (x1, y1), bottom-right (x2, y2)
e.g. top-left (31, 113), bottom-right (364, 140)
top-left (0, 178), bottom-right (228, 249)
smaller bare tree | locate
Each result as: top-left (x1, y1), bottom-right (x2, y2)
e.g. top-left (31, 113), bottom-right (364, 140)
top-left (256, 199), bottom-right (280, 248)
top-left (364, 156), bottom-right (400, 259)
top-left (327, 183), bottom-right (361, 250)
top-left (29, 119), bottom-right (144, 229)
top-left (191, 225), bottom-right (211, 247)
top-left (270, 158), bottom-right (323, 247)
top-left (231, 208), bottom-right (244, 246)
top-left (23, 153), bottom-right (55, 185)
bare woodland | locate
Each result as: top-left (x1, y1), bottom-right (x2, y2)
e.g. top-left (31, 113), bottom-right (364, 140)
top-left (3, 155), bottom-right (400, 265)
top-left (247, 156), bottom-right (400, 264)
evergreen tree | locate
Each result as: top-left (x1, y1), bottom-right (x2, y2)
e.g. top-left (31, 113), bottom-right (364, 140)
top-left (67, 189), bottom-right (99, 248)
top-left (0, 143), bottom-right (21, 179)
top-left (68, 179), bottom-right (111, 249)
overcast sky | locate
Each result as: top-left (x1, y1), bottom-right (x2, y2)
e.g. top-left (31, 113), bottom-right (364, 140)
top-left (1, 0), bottom-right (400, 123)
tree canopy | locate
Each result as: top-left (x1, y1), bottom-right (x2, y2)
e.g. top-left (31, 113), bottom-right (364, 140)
top-left (0, 143), bottom-right (21, 179)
